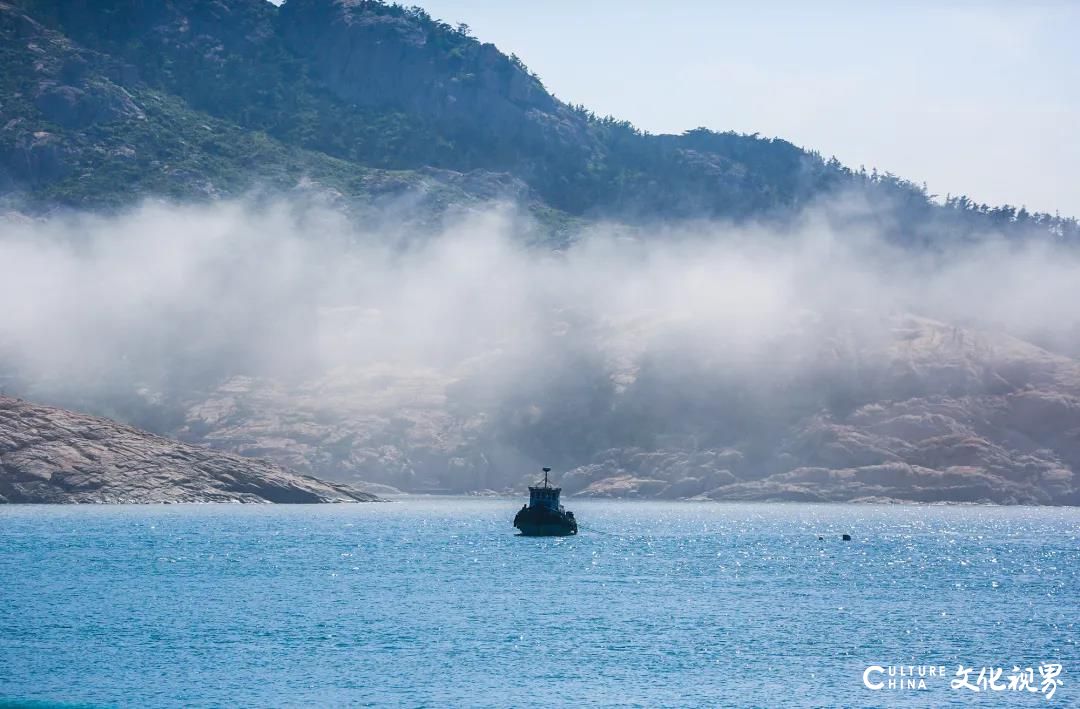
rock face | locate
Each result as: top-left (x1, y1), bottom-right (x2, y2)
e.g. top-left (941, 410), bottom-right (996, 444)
top-left (279, 0), bottom-right (557, 121)
top-left (554, 317), bottom-right (1080, 505)
top-left (165, 316), bottom-right (1080, 505)
top-left (33, 81), bottom-right (144, 129)
top-left (0, 396), bottom-right (378, 503)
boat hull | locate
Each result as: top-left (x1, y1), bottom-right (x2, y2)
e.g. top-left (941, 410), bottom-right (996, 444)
top-left (513, 506), bottom-right (577, 536)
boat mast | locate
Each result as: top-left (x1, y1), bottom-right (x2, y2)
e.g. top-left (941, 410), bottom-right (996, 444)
top-left (542, 467), bottom-right (551, 488)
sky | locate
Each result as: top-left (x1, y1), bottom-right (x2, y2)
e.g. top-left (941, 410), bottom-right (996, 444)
top-left (368, 0), bottom-right (1077, 217)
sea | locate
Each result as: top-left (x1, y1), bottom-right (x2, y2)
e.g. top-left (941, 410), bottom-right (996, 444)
top-left (0, 499), bottom-right (1076, 708)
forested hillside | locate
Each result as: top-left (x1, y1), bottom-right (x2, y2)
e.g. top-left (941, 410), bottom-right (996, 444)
top-left (2, 0), bottom-right (1075, 242)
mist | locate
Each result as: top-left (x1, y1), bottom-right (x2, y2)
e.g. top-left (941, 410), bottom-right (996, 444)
top-left (3, 195), bottom-right (1080, 489)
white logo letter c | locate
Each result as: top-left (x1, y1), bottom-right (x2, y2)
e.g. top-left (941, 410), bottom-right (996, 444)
top-left (864, 665), bottom-right (885, 690)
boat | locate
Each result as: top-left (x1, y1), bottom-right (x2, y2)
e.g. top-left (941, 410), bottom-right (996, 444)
top-left (513, 467), bottom-right (578, 536)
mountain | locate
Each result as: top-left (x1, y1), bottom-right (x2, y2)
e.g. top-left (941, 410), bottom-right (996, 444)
top-left (0, 395), bottom-right (378, 502)
top-left (2, 0), bottom-right (1076, 241)
top-left (2, 1), bottom-right (1080, 506)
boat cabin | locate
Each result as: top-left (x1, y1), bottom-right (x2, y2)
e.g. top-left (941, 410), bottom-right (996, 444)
top-left (528, 484), bottom-right (563, 511)
top-left (527, 467), bottom-right (563, 511)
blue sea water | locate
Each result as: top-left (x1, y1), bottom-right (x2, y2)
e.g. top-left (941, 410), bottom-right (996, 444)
top-left (0, 499), bottom-right (1077, 708)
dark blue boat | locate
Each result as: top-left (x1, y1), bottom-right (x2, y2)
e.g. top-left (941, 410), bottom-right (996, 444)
top-left (513, 467), bottom-right (578, 536)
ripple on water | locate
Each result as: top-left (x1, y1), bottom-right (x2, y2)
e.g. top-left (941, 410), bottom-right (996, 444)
top-left (0, 500), bottom-right (1076, 707)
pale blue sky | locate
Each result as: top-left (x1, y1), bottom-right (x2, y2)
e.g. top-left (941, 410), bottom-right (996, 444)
top-left (276, 1), bottom-right (1079, 216)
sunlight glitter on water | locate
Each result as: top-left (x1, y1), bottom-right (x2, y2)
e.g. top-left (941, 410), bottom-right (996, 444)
top-left (0, 499), bottom-right (1077, 707)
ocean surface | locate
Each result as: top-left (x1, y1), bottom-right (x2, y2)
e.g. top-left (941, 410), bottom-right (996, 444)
top-left (0, 499), bottom-right (1076, 708)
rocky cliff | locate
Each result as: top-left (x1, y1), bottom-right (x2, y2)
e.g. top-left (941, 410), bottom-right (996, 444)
top-left (0, 395), bottom-right (378, 503)
top-left (167, 316), bottom-right (1080, 505)
top-left (553, 316), bottom-right (1080, 505)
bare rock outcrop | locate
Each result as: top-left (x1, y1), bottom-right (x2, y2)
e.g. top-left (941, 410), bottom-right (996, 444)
top-left (157, 315), bottom-right (1080, 504)
top-left (0, 396), bottom-right (378, 504)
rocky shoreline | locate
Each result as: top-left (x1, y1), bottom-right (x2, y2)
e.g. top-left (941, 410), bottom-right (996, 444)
top-left (0, 396), bottom-right (378, 504)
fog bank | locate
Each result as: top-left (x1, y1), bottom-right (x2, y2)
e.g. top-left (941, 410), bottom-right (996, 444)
top-left (3, 196), bottom-right (1080, 489)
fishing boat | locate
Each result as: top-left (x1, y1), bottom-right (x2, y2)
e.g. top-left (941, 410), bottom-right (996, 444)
top-left (513, 467), bottom-right (578, 536)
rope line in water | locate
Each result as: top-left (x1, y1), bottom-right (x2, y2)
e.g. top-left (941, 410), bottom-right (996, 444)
top-left (577, 523), bottom-right (630, 538)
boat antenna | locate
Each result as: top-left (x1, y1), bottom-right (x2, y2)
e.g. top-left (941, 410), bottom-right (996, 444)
top-left (542, 467), bottom-right (551, 487)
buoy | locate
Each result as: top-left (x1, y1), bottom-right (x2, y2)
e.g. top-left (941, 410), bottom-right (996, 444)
top-left (842, 533), bottom-right (852, 541)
